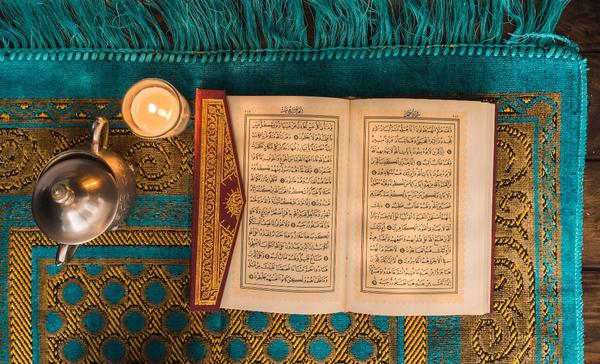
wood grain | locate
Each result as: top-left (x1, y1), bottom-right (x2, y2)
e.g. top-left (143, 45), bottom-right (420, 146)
top-left (585, 270), bottom-right (600, 363)
top-left (584, 161), bottom-right (600, 268)
top-left (585, 55), bottom-right (600, 158)
top-left (556, 1), bottom-right (600, 52)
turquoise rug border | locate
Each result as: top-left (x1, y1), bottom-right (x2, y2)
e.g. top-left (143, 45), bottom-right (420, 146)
top-left (0, 46), bottom-right (587, 362)
top-left (0, 45), bottom-right (585, 100)
top-left (562, 57), bottom-right (587, 363)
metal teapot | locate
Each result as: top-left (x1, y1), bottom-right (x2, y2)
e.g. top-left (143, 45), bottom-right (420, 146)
top-left (32, 117), bottom-right (135, 265)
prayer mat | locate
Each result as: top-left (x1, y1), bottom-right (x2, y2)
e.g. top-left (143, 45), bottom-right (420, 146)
top-left (0, 1), bottom-right (586, 363)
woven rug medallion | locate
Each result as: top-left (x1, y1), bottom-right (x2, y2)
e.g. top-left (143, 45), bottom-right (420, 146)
top-left (0, 1), bottom-right (587, 363)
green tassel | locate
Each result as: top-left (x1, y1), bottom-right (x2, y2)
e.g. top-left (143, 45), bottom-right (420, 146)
top-left (251, 0), bottom-right (308, 49)
top-left (0, 0), bottom-right (576, 55)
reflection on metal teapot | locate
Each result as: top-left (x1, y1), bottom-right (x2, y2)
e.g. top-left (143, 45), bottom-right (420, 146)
top-left (32, 117), bottom-right (135, 265)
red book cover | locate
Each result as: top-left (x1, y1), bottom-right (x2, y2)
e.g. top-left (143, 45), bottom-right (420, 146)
top-left (189, 89), bottom-right (245, 311)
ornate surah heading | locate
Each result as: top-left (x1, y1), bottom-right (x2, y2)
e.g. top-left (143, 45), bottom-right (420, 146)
top-left (190, 89), bottom-right (245, 310)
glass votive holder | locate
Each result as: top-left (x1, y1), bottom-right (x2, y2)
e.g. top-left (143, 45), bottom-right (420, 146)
top-left (121, 78), bottom-right (190, 139)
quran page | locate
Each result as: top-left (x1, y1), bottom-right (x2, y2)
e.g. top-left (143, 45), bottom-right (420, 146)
top-left (220, 96), bottom-right (350, 314)
top-left (346, 99), bottom-right (495, 316)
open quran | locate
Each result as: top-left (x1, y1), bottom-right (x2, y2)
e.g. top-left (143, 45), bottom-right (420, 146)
top-left (215, 96), bottom-right (495, 316)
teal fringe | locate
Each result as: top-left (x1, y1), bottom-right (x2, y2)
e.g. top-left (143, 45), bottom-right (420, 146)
top-left (0, 0), bottom-right (576, 63)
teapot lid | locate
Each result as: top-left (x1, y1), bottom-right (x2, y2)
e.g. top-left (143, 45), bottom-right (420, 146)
top-left (32, 154), bottom-right (119, 244)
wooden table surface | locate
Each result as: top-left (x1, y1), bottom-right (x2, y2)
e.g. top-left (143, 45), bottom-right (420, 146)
top-left (555, 0), bottom-right (600, 362)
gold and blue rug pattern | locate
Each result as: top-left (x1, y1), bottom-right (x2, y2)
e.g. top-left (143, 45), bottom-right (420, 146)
top-left (0, 94), bottom-right (572, 363)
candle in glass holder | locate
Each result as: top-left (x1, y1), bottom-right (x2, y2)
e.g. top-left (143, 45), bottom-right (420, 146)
top-left (122, 78), bottom-right (190, 138)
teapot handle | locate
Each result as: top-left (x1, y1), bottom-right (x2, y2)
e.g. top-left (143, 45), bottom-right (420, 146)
top-left (91, 117), bottom-right (109, 154)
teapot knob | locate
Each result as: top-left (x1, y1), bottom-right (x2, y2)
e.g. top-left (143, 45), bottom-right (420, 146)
top-left (51, 183), bottom-right (74, 205)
